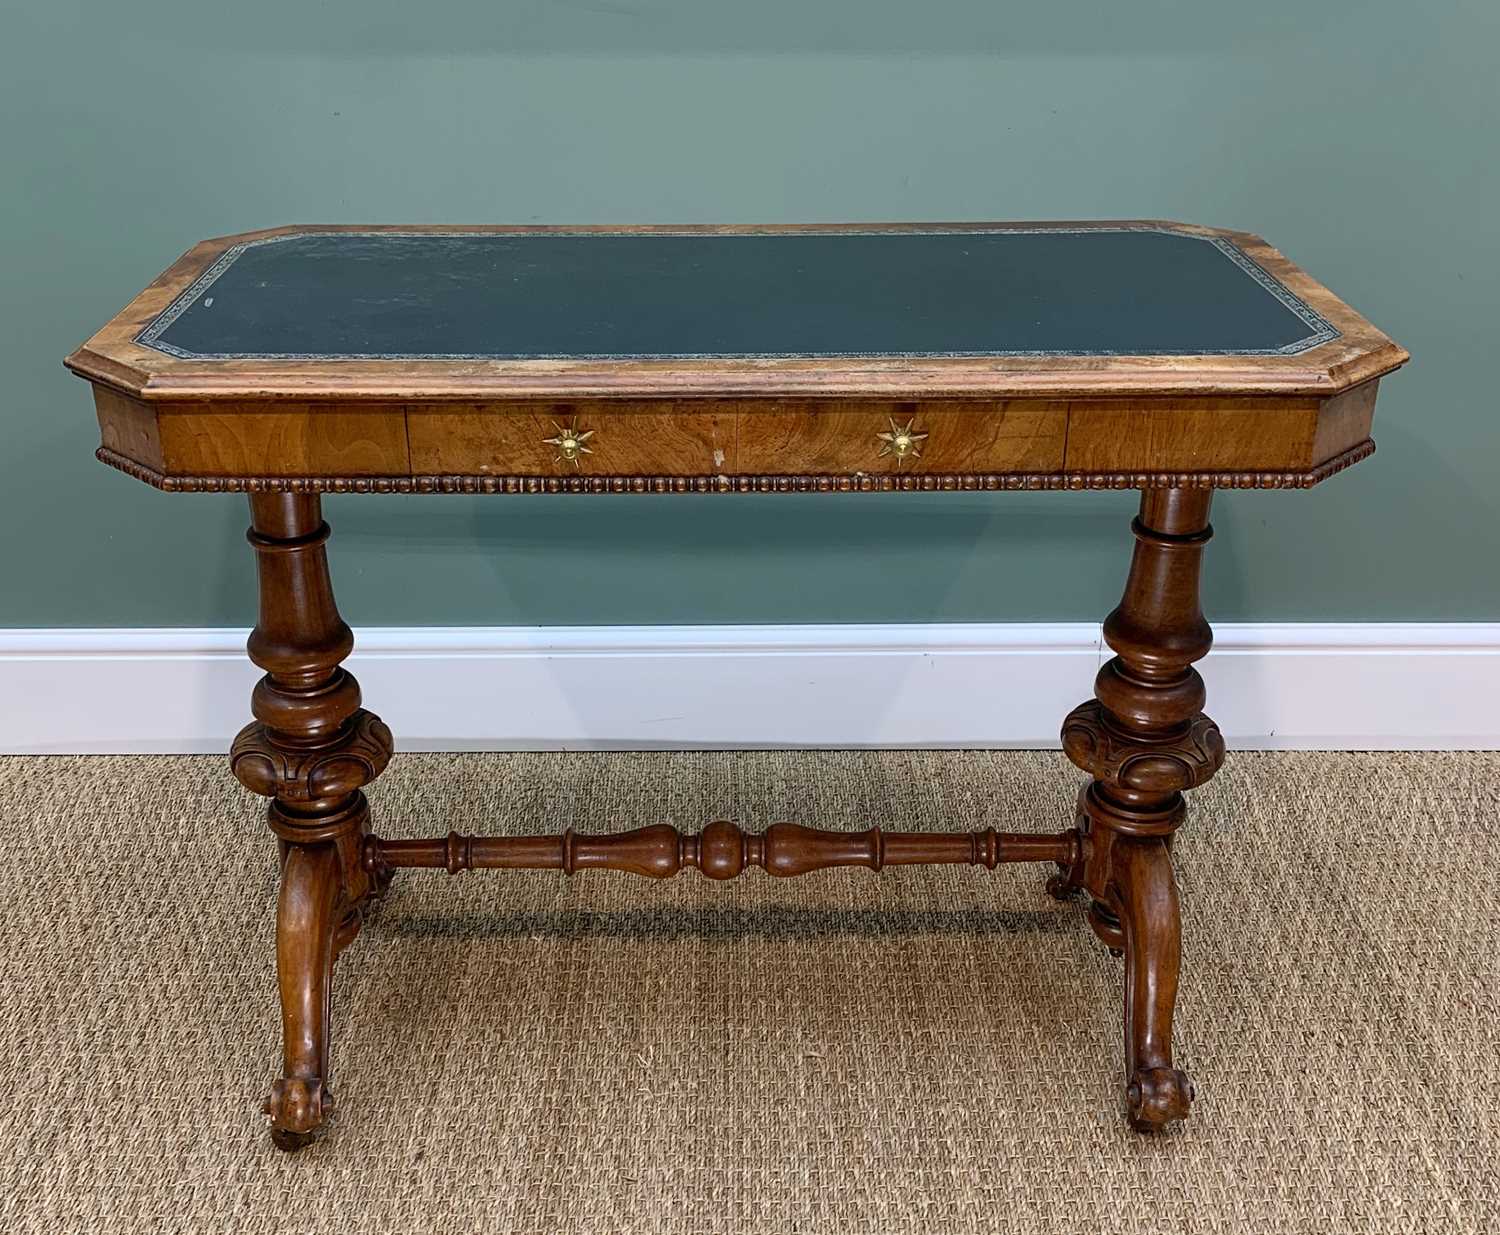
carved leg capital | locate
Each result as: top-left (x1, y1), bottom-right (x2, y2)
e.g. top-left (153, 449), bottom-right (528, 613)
top-left (232, 708), bottom-right (392, 807)
top-left (1062, 699), bottom-right (1224, 799)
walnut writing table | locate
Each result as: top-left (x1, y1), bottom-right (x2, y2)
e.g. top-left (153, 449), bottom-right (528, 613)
top-left (66, 222), bottom-right (1406, 1149)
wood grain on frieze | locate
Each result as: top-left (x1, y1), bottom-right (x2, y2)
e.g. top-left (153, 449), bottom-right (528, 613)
top-left (1063, 399), bottom-right (1322, 473)
top-left (407, 403), bottom-right (736, 476)
top-left (156, 404), bottom-right (410, 477)
top-left (94, 388), bottom-right (165, 472)
top-left (735, 401), bottom-right (1067, 475)
top-left (1310, 380), bottom-right (1379, 465)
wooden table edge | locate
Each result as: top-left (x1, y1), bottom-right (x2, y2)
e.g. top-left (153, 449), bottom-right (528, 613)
top-left (95, 438), bottom-right (1377, 493)
top-left (64, 346), bottom-right (1410, 403)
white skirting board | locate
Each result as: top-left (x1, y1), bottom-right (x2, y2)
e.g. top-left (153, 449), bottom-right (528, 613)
top-left (1, 623), bottom-right (1496, 754)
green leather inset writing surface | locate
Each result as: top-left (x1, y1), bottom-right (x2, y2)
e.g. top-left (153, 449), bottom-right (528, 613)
top-left (139, 227), bottom-right (1337, 361)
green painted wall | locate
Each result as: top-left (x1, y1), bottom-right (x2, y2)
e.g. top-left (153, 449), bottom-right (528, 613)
top-left (5, 3), bottom-right (1497, 628)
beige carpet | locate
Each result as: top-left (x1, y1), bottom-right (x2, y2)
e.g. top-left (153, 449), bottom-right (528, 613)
top-left (1, 750), bottom-right (1494, 1234)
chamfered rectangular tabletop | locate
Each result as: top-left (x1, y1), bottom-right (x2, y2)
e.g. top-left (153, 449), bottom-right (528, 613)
top-left (66, 222), bottom-right (1406, 494)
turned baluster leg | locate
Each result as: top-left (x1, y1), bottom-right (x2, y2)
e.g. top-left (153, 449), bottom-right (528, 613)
top-left (230, 494), bottom-right (393, 1151)
top-left (1060, 488), bottom-right (1225, 1132)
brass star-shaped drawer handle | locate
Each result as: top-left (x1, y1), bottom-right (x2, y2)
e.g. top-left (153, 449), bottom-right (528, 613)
top-left (876, 416), bottom-right (929, 464)
top-left (544, 421), bottom-right (595, 468)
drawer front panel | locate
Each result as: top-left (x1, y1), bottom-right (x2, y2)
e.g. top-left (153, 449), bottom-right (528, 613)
top-left (408, 403), bottom-right (735, 477)
top-left (735, 402), bottom-right (1066, 475)
top-left (1063, 400), bottom-right (1319, 472)
top-left (407, 400), bottom-right (1066, 478)
top-left (157, 405), bottom-right (410, 477)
